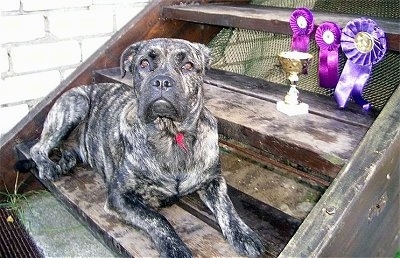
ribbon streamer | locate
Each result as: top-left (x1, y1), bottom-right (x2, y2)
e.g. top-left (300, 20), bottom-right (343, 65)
top-left (334, 18), bottom-right (386, 110)
top-left (290, 8), bottom-right (314, 52)
top-left (315, 22), bottom-right (341, 89)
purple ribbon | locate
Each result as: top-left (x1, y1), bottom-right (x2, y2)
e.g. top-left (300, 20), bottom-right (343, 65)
top-left (334, 18), bottom-right (387, 110)
top-left (315, 22), bottom-right (341, 89)
top-left (290, 8), bottom-right (314, 52)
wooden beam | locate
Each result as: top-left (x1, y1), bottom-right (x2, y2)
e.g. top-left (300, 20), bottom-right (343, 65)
top-left (280, 85), bottom-right (400, 257)
top-left (204, 69), bottom-right (378, 128)
top-left (179, 186), bottom-right (301, 257)
top-left (163, 4), bottom-right (400, 51)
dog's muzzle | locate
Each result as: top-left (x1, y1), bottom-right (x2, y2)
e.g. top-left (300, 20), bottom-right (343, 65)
top-left (150, 99), bottom-right (179, 118)
top-left (139, 74), bottom-right (186, 123)
top-left (150, 75), bottom-right (175, 91)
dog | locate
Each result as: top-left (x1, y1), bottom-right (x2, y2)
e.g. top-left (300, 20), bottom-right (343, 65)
top-left (28, 38), bottom-right (265, 257)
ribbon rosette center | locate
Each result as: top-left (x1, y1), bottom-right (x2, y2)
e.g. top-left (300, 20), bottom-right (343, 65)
top-left (323, 30), bottom-right (335, 45)
top-left (297, 16), bottom-right (308, 29)
top-left (355, 32), bottom-right (374, 53)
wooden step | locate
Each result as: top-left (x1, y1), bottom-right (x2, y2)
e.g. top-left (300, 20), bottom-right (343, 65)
top-left (94, 67), bottom-right (377, 180)
top-left (2, 1), bottom-right (398, 256)
top-left (16, 139), bottom-right (302, 257)
top-left (204, 69), bottom-right (378, 128)
top-left (162, 3), bottom-right (400, 51)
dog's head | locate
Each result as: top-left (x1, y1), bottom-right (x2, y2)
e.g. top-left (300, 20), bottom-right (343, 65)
top-left (121, 38), bottom-right (211, 133)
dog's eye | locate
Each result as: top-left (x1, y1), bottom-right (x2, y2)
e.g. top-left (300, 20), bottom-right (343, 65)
top-left (140, 59), bottom-right (150, 69)
top-left (182, 62), bottom-right (193, 71)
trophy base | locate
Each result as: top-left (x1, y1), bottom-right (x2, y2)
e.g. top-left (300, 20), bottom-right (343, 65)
top-left (276, 101), bottom-right (309, 116)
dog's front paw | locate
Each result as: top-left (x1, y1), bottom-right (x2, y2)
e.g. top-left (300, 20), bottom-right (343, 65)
top-left (37, 161), bottom-right (62, 181)
top-left (229, 226), bottom-right (266, 257)
top-left (59, 149), bottom-right (77, 174)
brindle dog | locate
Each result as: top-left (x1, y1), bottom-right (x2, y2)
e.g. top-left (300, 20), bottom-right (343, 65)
top-left (29, 38), bottom-right (265, 257)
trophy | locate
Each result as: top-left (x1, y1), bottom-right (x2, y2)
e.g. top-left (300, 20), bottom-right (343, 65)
top-left (277, 51), bottom-right (313, 116)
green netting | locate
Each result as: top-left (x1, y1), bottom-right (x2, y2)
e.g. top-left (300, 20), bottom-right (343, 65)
top-left (208, 0), bottom-right (400, 110)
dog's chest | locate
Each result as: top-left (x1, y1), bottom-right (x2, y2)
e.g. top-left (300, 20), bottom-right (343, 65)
top-left (131, 167), bottom-right (212, 208)
top-left (127, 146), bottom-right (216, 207)
top-left (155, 152), bottom-right (208, 195)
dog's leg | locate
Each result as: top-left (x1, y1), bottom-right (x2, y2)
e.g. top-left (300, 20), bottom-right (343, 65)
top-left (106, 190), bottom-right (192, 258)
top-left (30, 89), bottom-right (89, 180)
top-left (198, 176), bottom-right (266, 257)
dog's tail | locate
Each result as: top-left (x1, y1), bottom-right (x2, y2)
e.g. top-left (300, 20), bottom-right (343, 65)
top-left (14, 159), bottom-right (36, 173)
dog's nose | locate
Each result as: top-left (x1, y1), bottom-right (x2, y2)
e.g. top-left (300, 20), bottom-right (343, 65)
top-left (151, 75), bottom-right (175, 90)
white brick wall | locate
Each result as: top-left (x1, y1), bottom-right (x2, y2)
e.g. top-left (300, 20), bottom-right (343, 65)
top-left (1, 14), bottom-right (45, 43)
top-left (115, 5), bottom-right (148, 29)
top-left (1, 0), bottom-right (20, 12)
top-left (48, 10), bottom-right (114, 38)
top-left (1, 71), bottom-right (61, 105)
top-left (0, 48), bottom-right (9, 73)
top-left (12, 41), bottom-right (82, 73)
top-left (0, 0), bottom-right (150, 137)
top-left (0, 105), bottom-right (29, 135)
top-left (81, 37), bottom-right (110, 60)
top-left (21, 0), bottom-right (92, 11)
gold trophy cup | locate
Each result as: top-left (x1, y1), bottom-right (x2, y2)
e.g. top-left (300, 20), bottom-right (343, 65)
top-left (277, 51), bottom-right (313, 116)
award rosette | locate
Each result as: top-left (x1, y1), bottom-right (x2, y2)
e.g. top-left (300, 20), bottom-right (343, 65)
top-left (315, 22), bottom-right (341, 89)
top-left (334, 18), bottom-right (387, 110)
top-left (290, 8), bottom-right (314, 52)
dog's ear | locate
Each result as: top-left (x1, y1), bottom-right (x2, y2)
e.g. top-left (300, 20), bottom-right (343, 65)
top-left (120, 42), bottom-right (143, 78)
top-left (195, 43), bottom-right (212, 69)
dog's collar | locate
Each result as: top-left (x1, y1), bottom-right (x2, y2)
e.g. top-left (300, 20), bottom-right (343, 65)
top-left (175, 133), bottom-right (188, 153)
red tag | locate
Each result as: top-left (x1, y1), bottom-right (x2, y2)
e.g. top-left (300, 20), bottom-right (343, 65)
top-left (175, 133), bottom-right (188, 152)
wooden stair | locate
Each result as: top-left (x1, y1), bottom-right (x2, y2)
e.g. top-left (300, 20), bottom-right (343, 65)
top-left (2, 1), bottom-right (399, 257)
top-left (16, 138), bottom-right (302, 257)
top-left (163, 3), bottom-right (400, 51)
top-left (94, 67), bottom-right (377, 180)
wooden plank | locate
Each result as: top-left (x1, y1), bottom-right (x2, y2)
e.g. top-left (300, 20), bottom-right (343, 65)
top-left (0, 0), bottom-right (223, 193)
top-left (94, 67), bottom-right (370, 178)
top-left (280, 86), bottom-right (400, 257)
top-left (179, 185), bottom-right (302, 257)
top-left (163, 4), bottom-right (400, 51)
top-left (219, 138), bottom-right (331, 187)
top-left (204, 86), bottom-right (363, 178)
top-left (205, 69), bottom-right (378, 128)
top-left (16, 143), bottom-right (239, 258)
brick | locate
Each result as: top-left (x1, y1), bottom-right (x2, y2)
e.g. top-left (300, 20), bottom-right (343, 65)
top-left (11, 41), bottom-right (81, 73)
top-left (81, 37), bottom-right (110, 60)
top-left (92, 0), bottom-right (149, 4)
top-left (0, 14), bottom-right (45, 43)
top-left (0, 48), bottom-right (9, 73)
top-left (48, 10), bottom-right (113, 39)
top-left (61, 68), bottom-right (77, 80)
top-left (21, 0), bottom-right (92, 11)
top-left (0, 104), bottom-right (29, 136)
top-left (1, 0), bottom-right (20, 11)
top-left (115, 4), bottom-right (148, 30)
top-left (0, 71), bottom-right (61, 105)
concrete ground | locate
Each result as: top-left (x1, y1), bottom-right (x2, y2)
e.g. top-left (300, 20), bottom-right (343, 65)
top-left (18, 191), bottom-right (118, 257)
